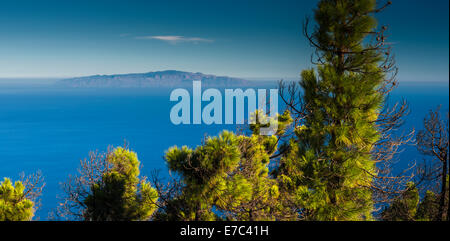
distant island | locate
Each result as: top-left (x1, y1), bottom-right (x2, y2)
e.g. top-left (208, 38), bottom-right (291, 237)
top-left (57, 70), bottom-right (252, 88)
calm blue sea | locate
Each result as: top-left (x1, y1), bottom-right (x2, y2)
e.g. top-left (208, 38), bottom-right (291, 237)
top-left (0, 82), bottom-right (448, 219)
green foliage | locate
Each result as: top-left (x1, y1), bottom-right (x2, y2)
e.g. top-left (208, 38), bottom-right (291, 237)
top-left (384, 176), bottom-right (449, 221)
top-left (381, 183), bottom-right (419, 221)
top-left (160, 122), bottom-right (293, 221)
top-left (0, 178), bottom-right (34, 221)
top-left (277, 0), bottom-right (388, 220)
top-left (383, 177), bottom-right (449, 221)
top-left (83, 147), bottom-right (158, 221)
top-left (415, 191), bottom-right (439, 221)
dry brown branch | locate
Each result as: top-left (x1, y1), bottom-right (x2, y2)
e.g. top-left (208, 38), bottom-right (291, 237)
top-left (415, 107), bottom-right (449, 221)
top-left (18, 171), bottom-right (45, 217)
top-left (55, 146), bottom-right (120, 220)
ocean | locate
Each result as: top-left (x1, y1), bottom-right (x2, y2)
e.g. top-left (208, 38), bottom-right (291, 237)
top-left (0, 82), bottom-right (448, 220)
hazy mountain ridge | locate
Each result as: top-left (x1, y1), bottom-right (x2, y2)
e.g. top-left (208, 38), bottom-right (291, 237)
top-left (57, 70), bottom-right (252, 88)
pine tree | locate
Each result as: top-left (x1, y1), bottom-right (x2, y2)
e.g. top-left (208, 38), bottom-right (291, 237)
top-left (0, 178), bottom-right (34, 221)
top-left (381, 183), bottom-right (419, 221)
top-left (83, 147), bottom-right (158, 220)
top-left (415, 190), bottom-right (440, 221)
top-left (157, 112), bottom-right (293, 221)
top-left (59, 146), bottom-right (158, 221)
top-left (382, 178), bottom-right (448, 221)
top-left (278, 0), bottom-right (394, 220)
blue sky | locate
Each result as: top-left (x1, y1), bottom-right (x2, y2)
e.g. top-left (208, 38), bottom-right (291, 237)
top-left (0, 0), bottom-right (448, 82)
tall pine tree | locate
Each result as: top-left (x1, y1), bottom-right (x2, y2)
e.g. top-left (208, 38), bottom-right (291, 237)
top-left (278, 0), bottom-right (394, 220)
